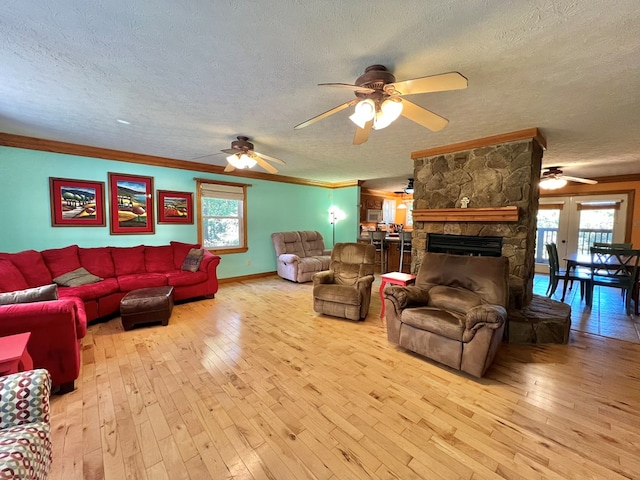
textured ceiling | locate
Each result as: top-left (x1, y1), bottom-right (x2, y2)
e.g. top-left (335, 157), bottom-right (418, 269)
top-left (1, 1), bottom-right (639, 192)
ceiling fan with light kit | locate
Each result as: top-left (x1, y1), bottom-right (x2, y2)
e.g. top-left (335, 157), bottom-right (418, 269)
top-left (539, 166), bottom-right (598, 190)
top-left (294, 65), bottom-right (468, 144)
top-left (220, 136), bottom-right (286, 174)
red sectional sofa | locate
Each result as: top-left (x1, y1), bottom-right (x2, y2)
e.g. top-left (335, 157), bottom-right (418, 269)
top-left (0, 241), bottom-right (221, 392)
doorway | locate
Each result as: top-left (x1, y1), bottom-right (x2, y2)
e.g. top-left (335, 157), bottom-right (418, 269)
top-left (535, 193), bottom-right (629, 273)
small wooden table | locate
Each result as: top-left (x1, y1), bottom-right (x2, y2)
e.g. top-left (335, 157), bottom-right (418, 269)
top-left (0, 332), bottom-right (33, 376)
top-left (379, 272), bottom-right (417, 318)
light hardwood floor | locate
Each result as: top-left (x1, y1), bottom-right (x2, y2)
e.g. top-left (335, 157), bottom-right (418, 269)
top-left (49, 276), bottom-right (640, 479)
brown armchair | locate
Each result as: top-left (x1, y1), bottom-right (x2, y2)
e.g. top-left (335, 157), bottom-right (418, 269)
top-left (383, 252), bottom-right (509, 377)
top-left (312, 243), bottom-right (376, 321)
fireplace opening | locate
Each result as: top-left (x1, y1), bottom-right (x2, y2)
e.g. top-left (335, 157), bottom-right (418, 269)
top-left (427, 233), bottom-right (503, 257)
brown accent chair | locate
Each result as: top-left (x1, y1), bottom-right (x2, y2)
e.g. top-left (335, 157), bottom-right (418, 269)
top-left (312, 243), bottom-right (376, 321)
top-left (383, 252), bottom-right (509, 377)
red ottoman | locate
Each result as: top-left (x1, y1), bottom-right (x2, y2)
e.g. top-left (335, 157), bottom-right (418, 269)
top-left (120, 286), bottom-right (174, 331)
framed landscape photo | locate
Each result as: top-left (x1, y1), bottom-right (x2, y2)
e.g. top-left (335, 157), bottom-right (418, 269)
top-left (49, 177), bottom-right (106, 227)
top-left (157, 190), bottom-right (194, 224)
top-left (108, 172), bottom-right (155, 234)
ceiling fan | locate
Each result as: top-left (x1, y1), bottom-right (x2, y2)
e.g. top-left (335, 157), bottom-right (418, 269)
top-left (221, 136), bottom-right (286, 174)
top-left (294, 64), bottom-right (467, 145)
top-left (540, 166), bottom-right (598, 190)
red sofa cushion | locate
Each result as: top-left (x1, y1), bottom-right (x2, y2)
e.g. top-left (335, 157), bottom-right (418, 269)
top-left (111, 246), bottom-right (145, 276)
top-left (170, 241), bottom-right (201, 269)
top-left (41, 245), bottom-right (82, 278)
top-left (57, 278), bottom-right (120, 302)
top-left (79, 247), bottom-right (115, 278)
top-left (145, 245), bottom-right (175, 273)
top-left (117, 273), bottom-right (168, 291)
top-left (0, 259), bottom-right (29, 293)
top-left (0, 250), bottom-right (52, 288)
top-left (166, 270), bottom-right (208, 287)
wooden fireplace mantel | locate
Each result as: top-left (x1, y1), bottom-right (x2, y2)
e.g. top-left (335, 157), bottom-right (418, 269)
top-left (413, 206), bottom-right (519, 222)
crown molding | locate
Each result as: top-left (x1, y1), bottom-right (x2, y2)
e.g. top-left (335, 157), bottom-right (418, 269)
top-left (0, 132), bottom-right (358, 189)
top-left (410, 128), bottom-right (546, 159)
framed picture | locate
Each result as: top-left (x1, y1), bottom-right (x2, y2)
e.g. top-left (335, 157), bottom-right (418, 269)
top-left (49, 177), bottom-right (106, 227)
top-left (108, 172), bottom-right (155, 234)
top-left (367, 209), bottom-right (383, 222)
top-left (157, 190), bottom-right (194, 224)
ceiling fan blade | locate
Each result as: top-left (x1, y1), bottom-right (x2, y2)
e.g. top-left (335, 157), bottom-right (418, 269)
top-left (561, 175), bottom-right (598, 185)
top-left (388, 72), bottom-right (468, 96)
top-left (353, 119), bottom-right (373, 145)
top-left (400, 99), bottom-right (449, 131)
top-left (254, 151), bottom-right (286, 165)
top-left (294, 99), bottom-right (358, 129)
top-left (221, 148), bottom-right (242, 155)
top-left (253, 155), bottom-right (278, 174)
top-left (224, 162), bottom-right (236, 172)
top-left (318, 83), bottom-right (376, 94)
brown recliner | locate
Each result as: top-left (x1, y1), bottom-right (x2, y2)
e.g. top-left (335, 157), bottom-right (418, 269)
top-left (312, 243), bottom-right (376, 321)
top-left (383, 252), bottom-right (509, 377)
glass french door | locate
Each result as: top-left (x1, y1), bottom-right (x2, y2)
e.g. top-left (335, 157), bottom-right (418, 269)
top-left (535, 193), bottom-right (629, 273)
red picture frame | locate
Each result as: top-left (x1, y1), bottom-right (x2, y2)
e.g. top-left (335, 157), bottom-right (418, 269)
top-left (157, 190), bottom-right (194, 224)
top-left (49, 177), bottom-right (106, 227)
top-left (108, 172), bottom-right (155, 234)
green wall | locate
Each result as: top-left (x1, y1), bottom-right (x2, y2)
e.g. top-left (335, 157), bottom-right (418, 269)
top-left (0, 146), bottom-right (360, 279)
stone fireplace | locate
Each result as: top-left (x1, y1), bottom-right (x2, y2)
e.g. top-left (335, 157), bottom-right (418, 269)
top-left (410, 129), bottom-right (546, 309)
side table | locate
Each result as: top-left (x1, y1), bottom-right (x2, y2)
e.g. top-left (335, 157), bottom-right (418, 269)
top-left (0, 332), bottom-right (34, 376)
top-left (379, 272), bottom-right (417, 318)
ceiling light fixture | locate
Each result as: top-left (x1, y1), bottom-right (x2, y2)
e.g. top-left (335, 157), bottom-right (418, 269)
top-left (349, 97), bottom-right (403, 130)
top-left (116, 119), bottom-right (131, 125)
top-left (226, 153), bottom-right (257, 170)
top-left (539, 177), bottom-right (567, 190)
top-left (404, 178), bottom-right (414, 194)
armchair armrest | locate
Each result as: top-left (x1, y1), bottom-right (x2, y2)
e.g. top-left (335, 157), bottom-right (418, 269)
top-left (383, 285), bottom-right (430, 310)
top-left (463, 304), bottom-right (507, 342)
top-left (355, 274), bottom-right (375, 291)
top-left (279, 254), bottom-right (300, 264)
top-left (0, 369), bottom-right (51, 429)
top-left (312, 270), bottom-right (334, 285)
top-left (322, 249), bottom-right (332, 256)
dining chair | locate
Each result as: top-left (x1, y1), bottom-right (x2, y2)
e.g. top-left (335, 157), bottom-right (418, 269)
top-left (370, 231), bottom-right (387, 274)
top-left (587, 247), bottom-right (640, 315)
top-left (593, 242), bottom-right (633, 249)
top-left (545, 243), bottom-right (588, 300)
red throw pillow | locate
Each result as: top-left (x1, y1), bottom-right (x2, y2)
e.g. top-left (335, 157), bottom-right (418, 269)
top-left (111, 246), bottom-right (146, 276)
top-left (145, 245), bottom-right (176, 272)
top-left (0, 250), bottom-right (52, 287)
top-left (0, 259), bottom-right (29, 293)
top-left (41, 245), bottom-right (82, 278)
top-left (78, 247), bottom-right (115, 278)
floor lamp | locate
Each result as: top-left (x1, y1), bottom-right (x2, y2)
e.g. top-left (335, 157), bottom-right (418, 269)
top-left (329, 207), bottom-right (344, 247)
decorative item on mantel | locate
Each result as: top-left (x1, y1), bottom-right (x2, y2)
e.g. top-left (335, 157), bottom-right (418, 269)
top-left (460, 197), bottom-right (470, 208)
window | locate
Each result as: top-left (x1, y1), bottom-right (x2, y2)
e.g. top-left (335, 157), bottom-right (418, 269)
top-left (405, 201), bottom-right (414, 227)
top-left (197, 179), bottom-right (249, 253)
top-left (382, 199), bottom-right (396, 223)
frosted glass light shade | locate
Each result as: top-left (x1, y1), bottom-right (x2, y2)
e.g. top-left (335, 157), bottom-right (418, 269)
top-left (227, 153), bottom-right (257, 169)
top-left (349, 99), bottom-right (375, 128)
top-left (373, 98), bottom-right (403, 130)
top-left (539, 177), bottom-right (567, 190)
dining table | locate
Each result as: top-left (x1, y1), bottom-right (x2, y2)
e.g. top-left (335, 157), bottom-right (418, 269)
top-left (561, 251), bottom-right (635, 306)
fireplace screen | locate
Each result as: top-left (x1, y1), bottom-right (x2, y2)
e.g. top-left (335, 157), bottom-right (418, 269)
top-left (427, 233), bottom-right (503, 257)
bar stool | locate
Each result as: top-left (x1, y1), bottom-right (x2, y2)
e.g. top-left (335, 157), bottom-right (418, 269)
top-left (399, 231), bottom-right (412, 273)
top-left (370, 231), bottom-right (387, 273)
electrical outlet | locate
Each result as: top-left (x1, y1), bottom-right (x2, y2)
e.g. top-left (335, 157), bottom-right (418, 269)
top-left (246, 259), bottom-right (251, 266)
